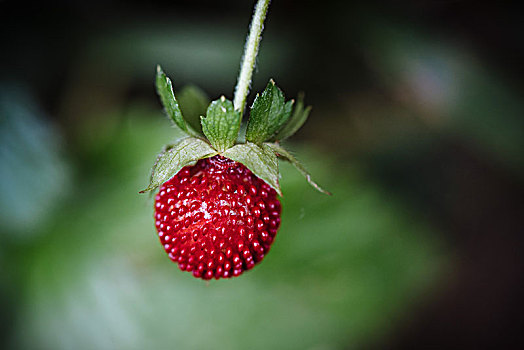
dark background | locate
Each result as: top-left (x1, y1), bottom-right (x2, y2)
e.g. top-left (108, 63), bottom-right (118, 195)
top-left (1, 0), bottom-right (523, 349)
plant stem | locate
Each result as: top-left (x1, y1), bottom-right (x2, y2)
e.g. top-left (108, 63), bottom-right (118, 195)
top-left (233, 0), bottom-right (271, 114)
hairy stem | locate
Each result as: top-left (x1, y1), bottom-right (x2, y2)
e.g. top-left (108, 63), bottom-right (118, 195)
top-left (233, 0), bottom-right (272, 114)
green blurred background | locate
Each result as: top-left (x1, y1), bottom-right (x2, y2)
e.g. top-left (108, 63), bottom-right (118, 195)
top-left (1, 0), bottom-right (523, 349)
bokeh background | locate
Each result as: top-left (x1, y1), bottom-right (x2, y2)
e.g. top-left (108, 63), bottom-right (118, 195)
top-left (1, 0), bottom-right (523, 349)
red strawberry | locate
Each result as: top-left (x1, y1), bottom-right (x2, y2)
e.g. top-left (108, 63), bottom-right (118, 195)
top-left (142, 65), bottom-right (328, 280)
top-left (142, 0), bottom-right (329, 279)
top-left (154, 155), bottom-right (281, 280)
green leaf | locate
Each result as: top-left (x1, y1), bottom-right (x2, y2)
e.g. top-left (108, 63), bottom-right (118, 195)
top-left (176, 85), bottom-right (210, 133)
top-left (265, 143), bottom-right (331, 195)
top-left (273, 92), bottom-right (312, 141)
top-left (222, 142), bottom-right (282, 196)
top-left (246, 80), bottom-right (294, 144)
top-left (148, 143), bottom-right (176, 185)
top-left (140, 137), bottom-right (217, 193)
top-left (200, 96), bottom-right (242, 153)
top-left (156, 65), bottom-right (200, 137)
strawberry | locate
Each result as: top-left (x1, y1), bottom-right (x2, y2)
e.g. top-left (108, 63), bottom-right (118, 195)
top-left (141, 0), bottom-right (329, 280)
top-left (154, 156), bottom-right (281, 279)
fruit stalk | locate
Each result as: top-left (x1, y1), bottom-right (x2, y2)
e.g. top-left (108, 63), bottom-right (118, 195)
top-left (233, 0), bottom-right (272, 114)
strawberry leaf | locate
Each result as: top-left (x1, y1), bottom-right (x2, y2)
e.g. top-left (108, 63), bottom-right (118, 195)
top-left (273, 92), bottom-right (312, 141)
top-left (201, 96), bottom-right (242, 153)
top-left (156, 65), bottom-right (200, 137)
top-left (222, 142), bottom-right (282, 196)
top-left (246, 80), bottom-right (294, 144)
top-left (176, 85), bottom-right (210, 134)
top-left (265, 143), bottom-right (331, 195)
top-left (140, 137), bottom-right (217, 193)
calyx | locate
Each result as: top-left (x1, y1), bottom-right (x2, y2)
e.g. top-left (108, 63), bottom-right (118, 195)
top-left (140, 65), bottom-right (330, 196)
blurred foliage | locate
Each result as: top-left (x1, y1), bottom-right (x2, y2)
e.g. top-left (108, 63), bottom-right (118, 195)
top-left (4, 107), bottom-right (442, 350)
top-left (358, 19), bottom-right (524, 173)
top-left (0, 85), bottom-right (70, 238)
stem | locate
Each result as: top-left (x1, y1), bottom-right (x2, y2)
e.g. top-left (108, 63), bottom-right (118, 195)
top-left (233, 0), bottom-right (271, 114)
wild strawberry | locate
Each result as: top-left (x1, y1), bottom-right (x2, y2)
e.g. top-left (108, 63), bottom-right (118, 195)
top-left (141, 68), bottom-right (329, 280)
top-left (141, 0), bottom-right (329, 280)
top-left (154, 156), bottom-right (281, 279)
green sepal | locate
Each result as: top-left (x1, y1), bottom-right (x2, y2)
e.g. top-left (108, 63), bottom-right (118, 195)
top-left (222, 142), bottom-right (282, 196)
top-left (156, 65), bottom-right (200, 137)
top-left (273, 92), bottom-right (312, 141)
top-left (201, 96), bottom-right (242, 153)
top-left (246, 80), bottom-right (294, 144)
top-left (140, 137), bottom-right (217, 193)
top-left (176, 85), bottom-right (210, 133)
top-left (265, 142), bottom-right (331, 195)
top-left (147, 143), bottom-right (176, 185)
